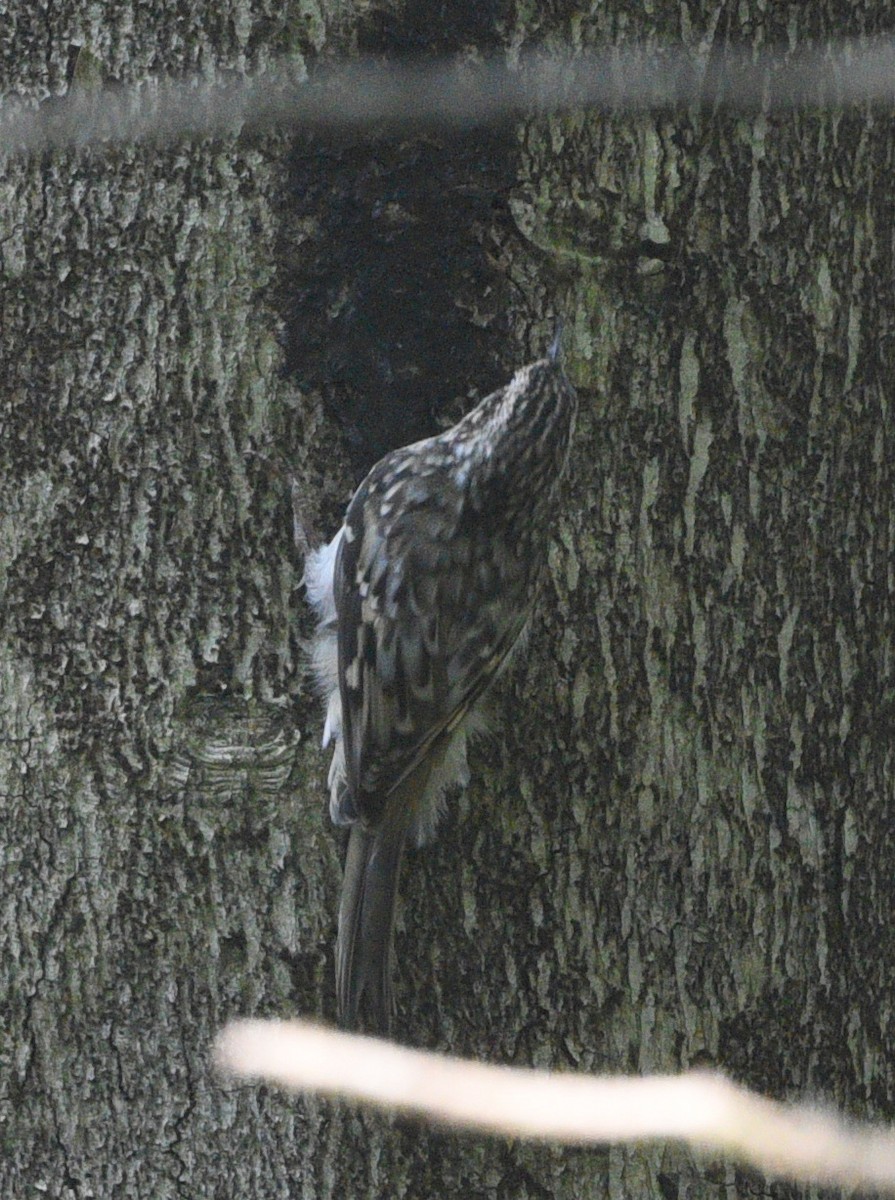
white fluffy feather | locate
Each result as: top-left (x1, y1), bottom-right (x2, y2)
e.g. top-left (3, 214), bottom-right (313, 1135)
top-left (303, 527), bottom-right (343, 625)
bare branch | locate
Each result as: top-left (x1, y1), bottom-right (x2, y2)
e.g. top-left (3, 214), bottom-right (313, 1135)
top-left (216, 1019), bottom-right (895, 1192)
top-left (3, 38), bottom-right (895, 157)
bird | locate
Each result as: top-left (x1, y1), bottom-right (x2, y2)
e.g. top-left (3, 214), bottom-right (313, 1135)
top-left (304, 334), bottom-right (578, 1034)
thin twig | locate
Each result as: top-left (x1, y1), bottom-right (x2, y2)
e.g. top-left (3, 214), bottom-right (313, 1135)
top-left (3, 38), bottom-right (895, 157)
top-left (216, 1018), bottom-right (895, 1192)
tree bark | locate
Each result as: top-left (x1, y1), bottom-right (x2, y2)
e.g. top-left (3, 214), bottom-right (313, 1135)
top-left (2, 1), bottom-right (894, 1197)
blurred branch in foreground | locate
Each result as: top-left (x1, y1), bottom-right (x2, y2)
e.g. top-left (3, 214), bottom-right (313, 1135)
top-left (217, 1019), bottom-right (895, 1192)
top-left (3, 37), bottom-right (895, 157)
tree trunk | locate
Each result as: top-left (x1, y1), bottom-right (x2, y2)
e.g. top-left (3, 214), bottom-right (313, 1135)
top-left (2, 1), bottom-right (893, 1197)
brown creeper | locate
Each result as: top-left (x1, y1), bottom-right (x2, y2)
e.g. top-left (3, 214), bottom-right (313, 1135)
top-left (305, 337), bottom-right (578, 1034)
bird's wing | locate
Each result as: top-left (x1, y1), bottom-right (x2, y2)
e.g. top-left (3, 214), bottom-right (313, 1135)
top-left (334, 447), bottom-right (528, 826)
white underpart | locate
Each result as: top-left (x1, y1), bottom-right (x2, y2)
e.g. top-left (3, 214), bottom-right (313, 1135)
top-left (304, 527), bottom-right (343, 626)
top-left (304, 529), bottom-right (344, 751)
top-left (305, 526), bottom-right (482, 846)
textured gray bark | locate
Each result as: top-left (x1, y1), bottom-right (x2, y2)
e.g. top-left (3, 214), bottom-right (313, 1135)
top-left (2, 0), bottom-right (894, 1197)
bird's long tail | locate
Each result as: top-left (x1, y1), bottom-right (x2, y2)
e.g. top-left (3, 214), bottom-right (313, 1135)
top-left (336, 812), bottom-right (409, 1035)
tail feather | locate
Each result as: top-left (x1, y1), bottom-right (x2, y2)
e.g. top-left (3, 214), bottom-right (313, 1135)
top-left (336, 818), bottom-right (408, 1034)
top-left (336, 745), bottom-right (446, 1035)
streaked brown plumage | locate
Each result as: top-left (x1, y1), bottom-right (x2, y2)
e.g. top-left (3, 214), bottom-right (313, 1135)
top-left (306, 339), bottom-right (577, 1034)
